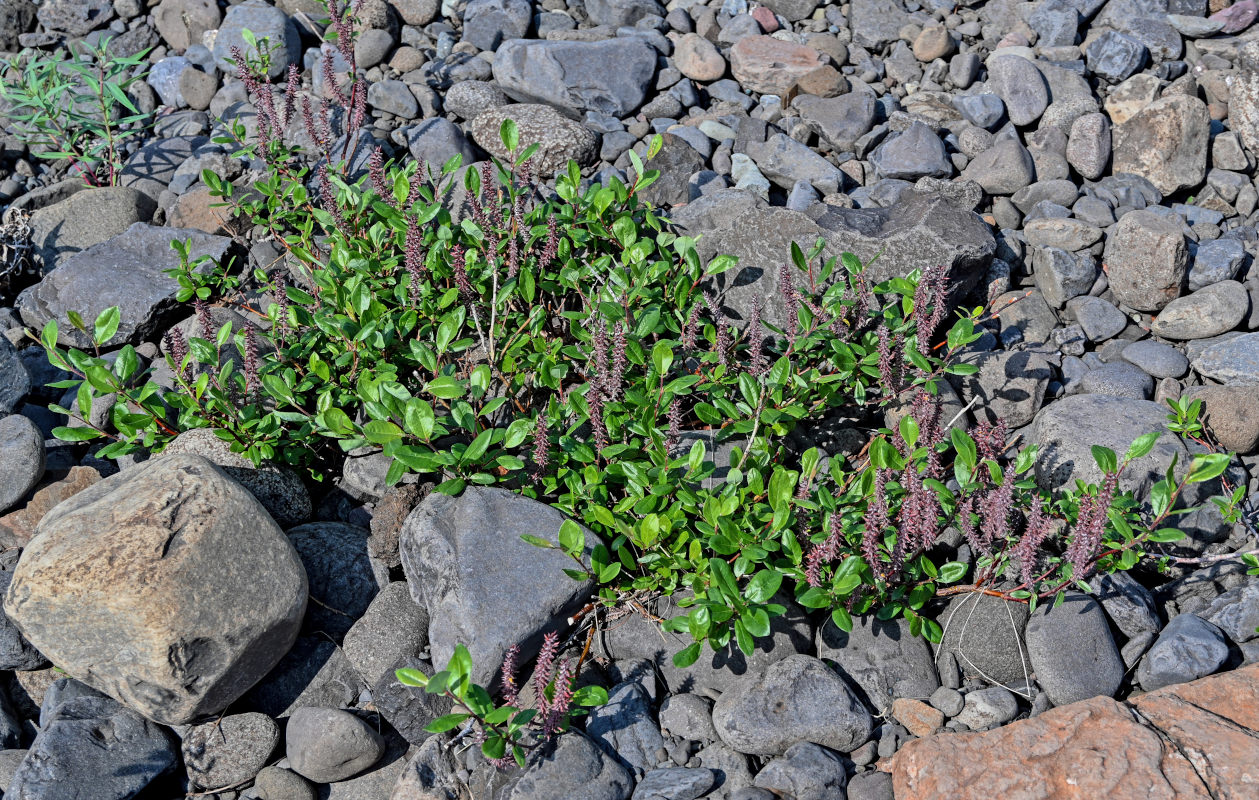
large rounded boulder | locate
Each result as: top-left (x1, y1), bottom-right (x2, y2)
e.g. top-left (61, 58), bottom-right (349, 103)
top-left (3, 454), bottom-right (308, 725)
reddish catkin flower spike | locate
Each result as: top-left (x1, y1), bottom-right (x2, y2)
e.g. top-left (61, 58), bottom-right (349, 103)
top-left (1065, 472), bottom-right (1117, 581)
top-left (318, 164), bottom-right (351, 235)
top-left (543, 658), bottom-right (575, 735)
top-left (244, 327), bottom-right (261, 403)
top-left (978, 462), bottom-right (1017, 553)
top-left (530, 414), bottom-right (549, 482)
top-left (778, 262), bottom-right (800, 343)
top-left (499, 644), bottom-right (520, 706)
top-left (681, 303), bottom-right (702, 352)
top-left (320, 51), bottom-right (346, 105)
top-left (747, 296), bottom-right (767, 377)
top-left (163, 328), bottom-right (190, 382)
top-left (533, 631), bottom-right (560, 709)
top-left (368, 147), bottom-right (390, 201)
top-left (404, 217), bottom-right (425, 307)
top-left (449, 244), bottom-right (473, 299)
top-left (538, 216), bottom-right (559, 267)
top-left (973, 417), bottom-right (1009, 463)
top-left (588, 391), bottom-right (609, 453)
top-left (862, 468), bottom-right (889, 577)
top-left (590, 322), bottom-right (610, 398)
top-left (1012, 497), bottom-right (1053, 588)
top-left (609, 324), bottom-right (627, 402)
top-left (665, 397), bottom-right (682, 455)
top-left (193, 298), bottom-right (213, 340)
top-left (282, 63), bottom-right (299, 126)
top-left (876, 327), bottom-right (898, 394)
top-left (804, 510), bottom-right (844, 587)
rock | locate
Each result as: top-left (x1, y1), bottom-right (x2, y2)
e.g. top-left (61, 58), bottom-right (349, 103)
top-left (468, 104), bottom-right (599, 175)
top-left (586, 0), bottom-right (661, 26)
top-left (1096, 572), bottom-right (1161, 669)
top-left (1112, 95), bottom-right (1210, 196)
top-left (849, 0), bottom-right (909, 49)
top-left (242, 636), bottom-right (365, 718)
top-left (0, 0), bottom-right (36, 51)
top-left (893, 666), bottom-right (1259, 798)
top-left (17, 223), bottom-right (232, 350)
top-left (891, 698), bottom-right (945, 737)
top-left (1032, 246), bottom-right (1097, 308)
top-left (1191, 332), bottom-right (1259, 385)
top-left (815, 614), bottom-right (938, 714)
top-left (0, 550), bottom-right (47, 670)
top-left (993, 288), bottom-right (1057, 345)
top-left (443, 80), bottom-right (506, 120)
top-left (399, 117), bottom-right (477, 173)
top-left (285, 707), bottom-right (385, 783)
top-left (26, 185), bottom-right (156, 270)
top-left (342, 581), bottom-right (427, 687)
top-left (729, 36), bottom-right (828, 95)
top-left (961, 135), bottom-right (1035, 195)
top-left (462, 0), bottom-right (530, 50)
top-left (9, 694), bottom-right (178, 798)
top-left (147, 55), bottom-right (189, 108)
top-left (869, 122), bottom-right (952, 180)
top-left (153, 0), bottom-right (220, 51)
top-left (752, 742), bottom-right (846, 800)
top-left (913, 25), bottom-right (955, 61)
top-left (510, 732), bottom-right (634, 800)
top-left (658, 693), bottom-right (717, 741)
top-left (1121, 339), bottom-right (1188, 380)
top-left (1067, 295), bottom-right (1127, 341)
top-left (0, 339), bottom-right (29, 417)
top-left (1031, 394), bottom-right (1187, 498)
top-left (697, 187), bottom-right (993, 332)
top-left (35, 0), bottom-right (112, 35)
top-left (637, 133), bottom-right (708, 207)
top-left (492, 37), bottom-right (657, 117)
top-left (0, 465), bottom-right (100, 547)
top-left (1167, 12), bottom-right (1225, 36)
top-left (3, 454), bottom-right (307, 725)
top-left (954, 687), bottom-right (1019, 729)
top-left (587, 680), bottom-right (665, 775)
top-left (160, 428), bottom-right (311, 527)
top-left (1196, 579), bottom-right (1259, 651)
top-left (633, 768), bottom-right (716, 800)
top-left (986, 55), bottom-right (1049, 127)
top-left (1150, 280), bottom-right (1249, 340)
top-left (287, 522), bottom-right (380, 640)
top-left (1232, 42), bottom-right (1259, 159)
top-left (1186, 384), bottom-right (1259, 453)
top-left (1066, 113), bottom-right (1110, 179)
top-left (182, 712), bottom-right (279, 789)
top-left (1025, 593), bottom-right (1124, 707)
top-left (1136, 613), bottom-right (1229, 692)
top-left (747, 132), bottom-right (845, 194)
top-left (674, 33), bottom-right (725, 82)
top-left (1189, 238), bottom-right (1245, 291)
top-left (0, 414), bottom-right (43, 513)
top-left (1085, 29), bottom-right (1147, 83)
top-left (711, 655), bottom-right (872, 756)
top-left (390, 736), bottom-right (464, 800)
top-left (212, 0), bottom-right (299, 78)
top-left (953, 349), bottom-right (1053, 427)
top-left (935, 592), bottom-right (1030, 687)
top-left (847, 771), bottom-right (895, 800)
top-left (367, 80), bottom-right (418, 118)
top-left (254, 766), bottom-right (317, 800)
top-left (1080, 362), bottom-right (1154, 400)
top-left (795, 93), bottom-right (876, 154)
top-left (929, 686), bottom-right (965, 716)
top-left (370, 653), bottom-right (449, 745)
top-left (1212, 0), bottom-right (1258, 32)
top-left (399, 487), bottom-right (596, 687)
top-left (1104, 210), bottom-right (1188, 312)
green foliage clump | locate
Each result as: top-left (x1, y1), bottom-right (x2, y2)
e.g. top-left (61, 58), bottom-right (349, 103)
top-left (0, 37), bottom-right (153, 186)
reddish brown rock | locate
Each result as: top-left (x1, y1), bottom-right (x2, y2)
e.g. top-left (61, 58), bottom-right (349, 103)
top-left (729, 36), bottom-right (828, 95)
top-left (893, 664), bottom-right (1259, 800)
top-left (891, 698), bottom-right (944, 738)
top-left (0, 466), bottom-right (102, 546)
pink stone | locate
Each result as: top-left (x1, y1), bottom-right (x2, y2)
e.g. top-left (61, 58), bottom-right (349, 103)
top-left (751, 5), bottom-right (779, 32)
top-left (1211, 0), bottom-right (1258, 33)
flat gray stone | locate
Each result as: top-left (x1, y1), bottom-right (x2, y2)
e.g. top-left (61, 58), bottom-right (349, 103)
top-left (492, 37), bottom-right (657, 117)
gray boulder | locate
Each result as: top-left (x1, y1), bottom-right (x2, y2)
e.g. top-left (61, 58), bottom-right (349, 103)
top-left (462, 0), bottom-right (531, 51)
top-left (16, 222), bottom-right (233, 349)
top-left (286, 706), bottom-right (385, 784)
top-left (181, 712), bottom-right (279, 789)
top-left (1136, 612), bottom-right (1229, 691)
top-left (951, 349), bottom-right (1053, 427)
top-left (586, 0), bottom-right (661, 26)
top-left (588, 679), bottom-right (666, 775)
top-left (399, 487), bottom-right (597, 687)
top-left (935, 592), bottom-right (1030, 687)
top-left (468, 104), bottom-right (600, 174)
top-left (287, 522), bottom-right (381, 640)
top-left (0, 550), bottom-right (47, 670)
top-left (1111, 94), bottom-right (1209, 196)
top-left (1025, 593), bottom-right (1124, 706)
top-left (869, 122), bottom-right (952, 180)
top-left (0, 414), bottom-right (43, 513)
top-left (400, 117), bottom-right (478, 171)
top-left (632, 768), bottom-right (715, 800)
top-left (342, 581), bottom-right (428, 688)
top-left (711, 655), bottom-right (872, 756)
top-left (1190, 332), bottom-right (1259, 385)
top-left (986, 55), bottom-right (1049, 126)
top-left (815, 614), bottom-right (938, 713)
top-left (746, 132), bottom-right (846, 195)
top-left (1096, 571), bottom-right (1162, 668)
top-left (0, 338), bottom-right (28, 416)
top-left (1149, 280), bottom-right (1249, 340)
top-left (211, 0), bottom-right (300, 79)
top-left (752, 742), bottom-right (847, 800)
top-left (794, 92), bottom-right (877, 152)
top-left (10, 694), bottom-right (178, 798)
top-left (3, 454), bottom-right (308, 725)
top-left (510, 731), bottom-right (634, 800)
top-left (25, 185), bottom-right (156, 271)
top-left (492, 37), bottom-right (657, 117)
top-left (1104, 209), bottom-right (1187, 312)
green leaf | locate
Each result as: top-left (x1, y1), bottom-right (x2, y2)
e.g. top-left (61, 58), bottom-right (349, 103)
top-left (93, 306), bottom-right (121, 345)
top-left (673, 641), bottom-right (702, 668)
top-left (705, 254), bottom-right (738, 275)
top-left (830, 606), bottom-right (853, 633)
top-left (52, 425), bottom-right (102, 442)
top-left (461, 428), bottom-right (494, 464)
top-left (520, 533), bottom-right (555, 549)
top-left (499, 118), bottom-right (519, 154)
top-left (743, 569), bottom-right (783, 604)
top-left (424, 713), bottom-right (471, 733)
top-left (1124, 431), bottom-right (1160, 462)
top-left (1091, 446), bottom-right (1118, 475)
top-left (937, 561), bottom-right (968, 583)
top-left (573, 685), bottom-right (609, 707)
top-left (395, 667), bottom-right (429, 687)
top-left (558, 519), bottom-right (585, 555)
top-left (1187, 452), bottom-right (1230, 484)
top-left (1147, 528), bottom-right (1186, 543)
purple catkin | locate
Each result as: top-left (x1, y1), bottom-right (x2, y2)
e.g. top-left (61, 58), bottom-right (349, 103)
top-left (530, 414), bottom-right (549, 482)
top-left (876, 327), bottom-right (899, 394)
top-left (349, 81), bottom-right (366, 131)
top-left (850, 273), bottom-right (872, 329)
top-left (1012, 497), bottom-right (1053, 588)
top-left (898, 465), bottom-right (941, 554)
top-left (682, 303), bottom-right (702, 352)
top-left (282, 64), bottom-right (299, 126)
top-left (543, 658), bottom-right (575, 735)
top-left (538, 216), bottom-right (559, 268)
top-left (588, 390), bottom-right (609, 453)
top-left (665, 398), bottom-right (682, 455)
top-left (978, 463), bottom-right (1017, 554)
top-left (533, 631), bottom-right (560, 705)
top-left (318, 164), bottom-right (351, 235)
top-left (301, 95), bottom-right (327, 155)
top-left (703, 294), bottom-right (732, 367)
top-left (244, 327), bottom-right (261, 403)
top-left (369, 147), bottom-right (391, 202)
top-left (449, 244), bottom-right (473, 299)
top-left (500, 644), bottom-right (521, 706)
top-left (320, 51), bottom-right (346, 105)
top-left (507, 231), bottom-right (520, 278)
top-left (273, 275), bottom-right (291, 334)
top-left (804, 510), bottom-right (844, 587)
top-left (956, 496), bottom-right (980, 554)
top-left (163, 328), bottom-right (190, 382)
top-left (778, 262), bottom-right (800, 343)
top-left (1065, 473), bottom-right (1117, 581)
top-left (747, 296), bottom-right (767, 377)
top-left (404, 217), bottom-right (425, 307)
top-left (591, 322), bottom-right (610, 398)
top-left (973, 418), bottom-right (1008, 463)
top-left (862, 468), bottom-right (889, 577)
top-left (193, 298), bottom-right (213, 339)
top-left (330, 0), bottom-right (355, 63)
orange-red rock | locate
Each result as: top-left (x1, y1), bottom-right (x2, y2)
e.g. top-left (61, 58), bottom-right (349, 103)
top-left (893, 664), bottom-right (1259, 800)
top-left (729, 36), bottom-right (827, 95)
top-left (891, 698), bottom-right (944, 738)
